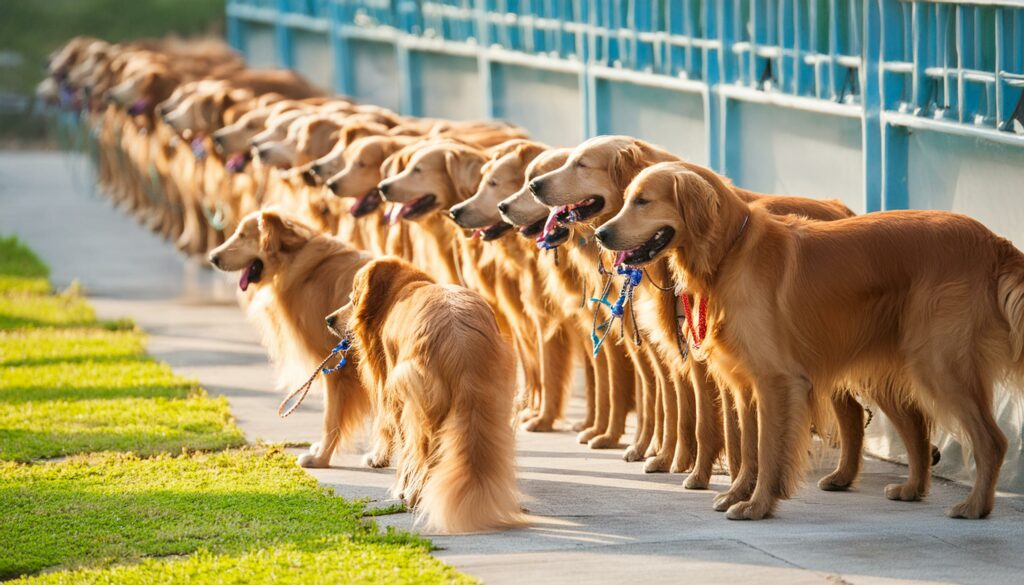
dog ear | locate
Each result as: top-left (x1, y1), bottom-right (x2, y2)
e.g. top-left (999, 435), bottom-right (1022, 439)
top-left (609, 143), bottom-right (647, 192)
top-left (514, 142), bottom-right (547, 165)
top-left (258, 210), bottom-right (313, 253)
top-left (445, 148), bottom-right (485, 201)
top-left (672, 171), bottom-right (719, 240)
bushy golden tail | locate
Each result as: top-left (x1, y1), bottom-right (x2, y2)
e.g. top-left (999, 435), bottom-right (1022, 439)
top-left (416, 375), bottom-right (524, 534)
top-left (997, 242), bottom-right (1024, 368)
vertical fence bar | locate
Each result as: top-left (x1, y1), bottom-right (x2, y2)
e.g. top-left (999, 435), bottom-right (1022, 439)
top-left (275, 0), bottom-right (296, 68)
top-left (329, 0), bottom-right (353, 95)
top-left (862, 0), bottom-right (881, 212)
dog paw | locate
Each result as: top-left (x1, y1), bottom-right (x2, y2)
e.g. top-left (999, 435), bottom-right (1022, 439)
top-left (521, 416), bottom-right (555, 433)
top-left (712, 489), bottom-right (747, 512)
top-left (308, 442), bottom-right (323, 456)
top-left (817, 471), bottom-right (854, 492)
top-left (362, 451), bottom-right (390, 469)
top-left (671, 453), bottom-right (695, 474)
top-left (683, 473), bottom-right (710, 490)
top-left (622, 445), bottom-right (644, 462)
top-left (587, 434), bottom-right (618, 449)
top-left (884, 482), bottom-right (923, 502)
top-left (297, 453), bottom-right (330, 468)
top-left (725, 500), bottom-right (770, 521)
top-left (946, 499), bottom-right (990, 519)
top-left (576, 428), bottom-right (599, 444)
top-left (572, 420), bottom-right (591, 433)
top-left (643, 455), bottom-right (670, 473)
top-left (516, 409), bottom-right (537, 424)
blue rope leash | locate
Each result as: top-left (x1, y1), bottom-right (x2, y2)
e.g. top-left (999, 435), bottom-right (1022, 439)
top-left (278, 339), bottom-right (352, 417)
top-left (589, 265), bottom-right (644, 357)
top-left (320, 339), bottom-right (351, 374)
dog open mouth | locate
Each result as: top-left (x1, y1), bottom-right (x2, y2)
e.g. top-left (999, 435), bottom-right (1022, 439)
top-left (553, 196), bottom-right (605, 225)
top-left (473, 221), bottom-right (513, 241)
top-left (302, 167), bottom-right (320, 187)
top-left (239, 259), bottom-right (264, 291)
top-left (225, 153), bottom-right (249, 173)
top-left (394, 194), bottom-right (437, 221)
top-left (351, 189), bottom-right (383, 218)
top-left (519, 217), bottom-right (546, 238)
top-left (612, 227), bottom-right (675, 266)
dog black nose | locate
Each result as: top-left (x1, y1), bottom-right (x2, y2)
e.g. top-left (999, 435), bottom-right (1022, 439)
top-left (529, 179), bottom-right (543, 195)
top-left (212, 135), bottom-right (223, 147)
top-left (208, 254), bottom-right (220, 268)
top-left (497, 201), bottom-right (509, 215)
top-left (594, 227), bottom-right (610, 244)
top-left (326, 178), bottom-right (340, 195)
top-left (378, 182), bottom-right (390, 197)
top-left (448, 207), bottom-right (462, 222)
top-left (325, 315), bottom-right (337, 328)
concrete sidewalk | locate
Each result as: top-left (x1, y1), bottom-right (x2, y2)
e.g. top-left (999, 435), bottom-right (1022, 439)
top-left (2, 151), bottom-right (1023, 585)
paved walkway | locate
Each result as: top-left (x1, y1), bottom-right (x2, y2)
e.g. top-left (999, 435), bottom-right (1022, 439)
top-left (2, 151), bottom-right (1023, 585)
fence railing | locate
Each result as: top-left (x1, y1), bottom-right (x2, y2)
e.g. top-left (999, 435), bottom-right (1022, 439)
top-left (226, 0), bottom-right (1024, 218)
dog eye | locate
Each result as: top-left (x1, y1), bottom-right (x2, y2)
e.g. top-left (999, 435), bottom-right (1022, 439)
top-left (574, 160), bottom-right (586, 169)
top-left (488, 179), bottom-right (497, 187)
top-left (634, 197), bottom-right (649, 206)
top-left (412, 166), bottom-right (422, 173)
top-left (356, 161), bottom-right (365, 168)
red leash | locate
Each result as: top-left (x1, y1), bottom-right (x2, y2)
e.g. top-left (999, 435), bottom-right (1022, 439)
top-left (680, 293), bottom-right (708, 350)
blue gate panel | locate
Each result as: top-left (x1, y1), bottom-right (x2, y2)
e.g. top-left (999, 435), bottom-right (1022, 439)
top-left (726, 101), bottom-right (865, 213)
top-left (292, 31), bottom-right (334, 90)
top-left (490, 63), bottom-right (582, 146)
top-left (595, 80), bottom-right (709, 166)
top-left (243, 23), bottom-right (279, 68)
top-left (348, 39), bottom-right (402, 113)
top-left (908, 131), bottom-right (1024, 247)
top-left (412, 52), bottom-right (483, 120)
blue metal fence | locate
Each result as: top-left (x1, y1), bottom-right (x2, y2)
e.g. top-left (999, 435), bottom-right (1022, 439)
top-left (226, 0), bottom-right (1024, 219)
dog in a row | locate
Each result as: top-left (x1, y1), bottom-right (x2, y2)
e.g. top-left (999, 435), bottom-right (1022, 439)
top-left (44, 35), bottom-right (1020, 523)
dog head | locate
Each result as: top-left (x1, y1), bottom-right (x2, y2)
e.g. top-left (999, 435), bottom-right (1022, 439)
top-left (324, 256), bottom-right (433, 343)
top-left (208, 208), bottom-right (316, 291)
top-left (211, 107), bottom-right (271, 158)
top-left (162, 84), bottom-right (249, 139)
top-left (377, 140), bottom-right (487, 222)
top-left (596, 161), bottom-right (742, 277)
top-left (530, 135), bottom-right (678, 231)
top-left (325, 135), bottom-right (416, 217)
top-left (449, 140), bottom-right (547, 240)
top-left (498, 148), bottom-right (571, 241)
top-left (108, 62), bottom-right (180, 118)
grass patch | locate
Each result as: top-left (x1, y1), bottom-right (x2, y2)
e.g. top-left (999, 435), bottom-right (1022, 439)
top-left (363, 502), bottom-right (409, 517)
top-left (0, 238), bottom-right (468, 583)
top-left (0, 236), bottom-right (50, 294)
top-left (0, 328), bottom-right (245, 462)
top-left (1, 450), bottom-right (470, 584)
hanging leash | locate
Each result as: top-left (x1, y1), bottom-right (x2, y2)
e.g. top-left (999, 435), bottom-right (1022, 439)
top-left (278, 340), bottom-right (352, 417)
top-left (589, 264), bottom-right (644, 356)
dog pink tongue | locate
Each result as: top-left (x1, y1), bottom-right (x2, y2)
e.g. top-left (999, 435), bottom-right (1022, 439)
top-left (389, 204), bottom-right (404, 225)
top-left (239, 267), bottom-right (250, 292)
top-left (538, 206), bottom-right (567, 242)
top-left (472, 228), bottom-right (484, 239)
top-left (613, 251), bottom-right (628, 267)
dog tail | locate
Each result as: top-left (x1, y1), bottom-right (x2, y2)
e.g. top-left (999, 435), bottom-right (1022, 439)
top-left (416, 350), bottom-right (525, 534)
top-left (997, 241), bottom-right (1024, 368)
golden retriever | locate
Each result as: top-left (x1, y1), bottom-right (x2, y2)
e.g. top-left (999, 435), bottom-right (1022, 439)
top-left (597, 160), bottom-right (1018, 520)
top-left (326, 257), bottom-right (524, 533)
top-left (208, 209), bottom-right (372, 469)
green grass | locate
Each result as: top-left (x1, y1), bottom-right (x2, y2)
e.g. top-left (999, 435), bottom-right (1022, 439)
top-left (1, 450), bottom-right (469, 584)
top-left (0, 239), bottom-right (471, 583)
top-left (0, 236), bottom-right (50, 294)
